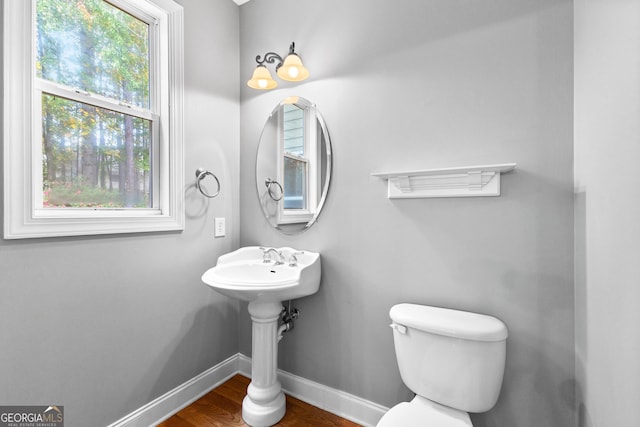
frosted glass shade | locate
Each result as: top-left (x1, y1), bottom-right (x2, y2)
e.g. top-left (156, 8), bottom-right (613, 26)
top-left (276, 54), bottom-right (309, 82)
top-left (247, 65), bottom-right (278, 90)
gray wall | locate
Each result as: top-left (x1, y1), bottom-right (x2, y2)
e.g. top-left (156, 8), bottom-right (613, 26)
top-left (574, 0), bottom-right (640, 426)
top-left (239, 1), bottom-right (575, 427)
top-left (0, 1), bottom-right (240, 426)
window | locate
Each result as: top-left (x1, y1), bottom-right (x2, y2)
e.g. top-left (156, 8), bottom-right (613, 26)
top-left (3, 0), bottom-right (184, 239)
top-left (276, 102), bottom-right (319, 225)
top-left (282, 104), bottom-right (307, 210)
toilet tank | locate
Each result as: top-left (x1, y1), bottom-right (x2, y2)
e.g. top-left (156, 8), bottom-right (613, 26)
top-left (389, 303), bottom-right (508, 413)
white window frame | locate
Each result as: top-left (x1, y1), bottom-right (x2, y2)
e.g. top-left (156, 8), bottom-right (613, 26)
top-left (276, 104), bottom-right (319, 225)
top-left (3, 0), bottom-right (184, 239)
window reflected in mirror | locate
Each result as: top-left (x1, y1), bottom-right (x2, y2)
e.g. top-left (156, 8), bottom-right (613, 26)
top-left (283, 104), bottom-right (307, 210)
top-left (256, 97), bottom-right (332, 234)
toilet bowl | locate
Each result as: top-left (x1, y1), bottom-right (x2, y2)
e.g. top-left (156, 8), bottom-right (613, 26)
top-left (377, 395), bottom-right (472, 427)
top-left (377, 303), bottom-right (508, 426)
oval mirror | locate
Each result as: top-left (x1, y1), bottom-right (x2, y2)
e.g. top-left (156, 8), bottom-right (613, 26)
top-left (256, 97), bottom-right (332, 234)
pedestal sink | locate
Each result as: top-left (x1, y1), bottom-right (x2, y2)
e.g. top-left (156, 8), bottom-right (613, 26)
top-left (202, 246), bottom-right (321, 427)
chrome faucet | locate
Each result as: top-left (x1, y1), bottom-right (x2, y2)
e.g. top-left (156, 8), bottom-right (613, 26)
top-left (260, 247), bottom-right (285, 265)
top-left (288, 251), bottom-right (304, 267)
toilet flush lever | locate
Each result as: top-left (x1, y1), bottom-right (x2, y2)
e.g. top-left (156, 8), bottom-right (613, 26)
top-left (390, 323), bottom-right (407, 334)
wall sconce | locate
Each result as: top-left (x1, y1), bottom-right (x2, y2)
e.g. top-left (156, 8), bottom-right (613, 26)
top-left (247, 42), bottom-right (309, 90)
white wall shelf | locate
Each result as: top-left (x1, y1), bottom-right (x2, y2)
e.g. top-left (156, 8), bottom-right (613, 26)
top-left (371, 163), bottom-right (517, 199)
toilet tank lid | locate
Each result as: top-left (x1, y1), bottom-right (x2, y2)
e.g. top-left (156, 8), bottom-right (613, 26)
top-left (389, 303), bottom-right (508, 342)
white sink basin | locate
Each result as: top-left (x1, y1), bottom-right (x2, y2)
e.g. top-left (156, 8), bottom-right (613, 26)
top-left (202, 246), bottom-right (322, 426)
top-left (202, 246), bottom-right (321, 303)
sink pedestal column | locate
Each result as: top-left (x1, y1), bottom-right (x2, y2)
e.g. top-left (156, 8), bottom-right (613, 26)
top-left (242, 301), bottom-right (286, 427)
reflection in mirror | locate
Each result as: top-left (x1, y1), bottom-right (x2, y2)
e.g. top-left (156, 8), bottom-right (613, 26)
top-left (256, 97), bottom-right (332, 234)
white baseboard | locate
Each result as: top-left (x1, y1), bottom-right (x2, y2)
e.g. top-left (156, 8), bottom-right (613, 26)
top-left (108, 353), bottom-right (388, 427)
top-left (278, 366), bottom-right (388, 426)
top-left (107, 353), bottom-right (239, 427)
top-left (238, 352), bottom-right (252, 377)
top-left (237, 353), bottom-right (387, 425)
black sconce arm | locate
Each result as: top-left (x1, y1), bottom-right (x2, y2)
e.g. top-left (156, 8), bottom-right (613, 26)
top-left (255, 43), bottom-right (297, 71)
top-left (256, 52), bottom-right (284, 69)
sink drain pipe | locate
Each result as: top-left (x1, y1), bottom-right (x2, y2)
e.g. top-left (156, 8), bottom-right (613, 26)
top-left (278, 302), bottom-right (299, 342)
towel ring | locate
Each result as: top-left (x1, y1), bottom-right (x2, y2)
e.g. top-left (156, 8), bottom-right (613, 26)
top-left (195, 168), bottom-right (220, 198)
top-left (265, 178), bottom-right (283, 201)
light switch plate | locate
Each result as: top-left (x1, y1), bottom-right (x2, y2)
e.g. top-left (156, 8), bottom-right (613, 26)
top-left (214, 217), bottom-right (226, 237)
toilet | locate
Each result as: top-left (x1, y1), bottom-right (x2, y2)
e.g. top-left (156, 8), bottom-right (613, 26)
top-left (377, 303), bottom-right (508, 427)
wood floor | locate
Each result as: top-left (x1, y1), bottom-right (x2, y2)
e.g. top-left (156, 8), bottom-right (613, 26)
top-left (157, 375), bottom-right (362, 427)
